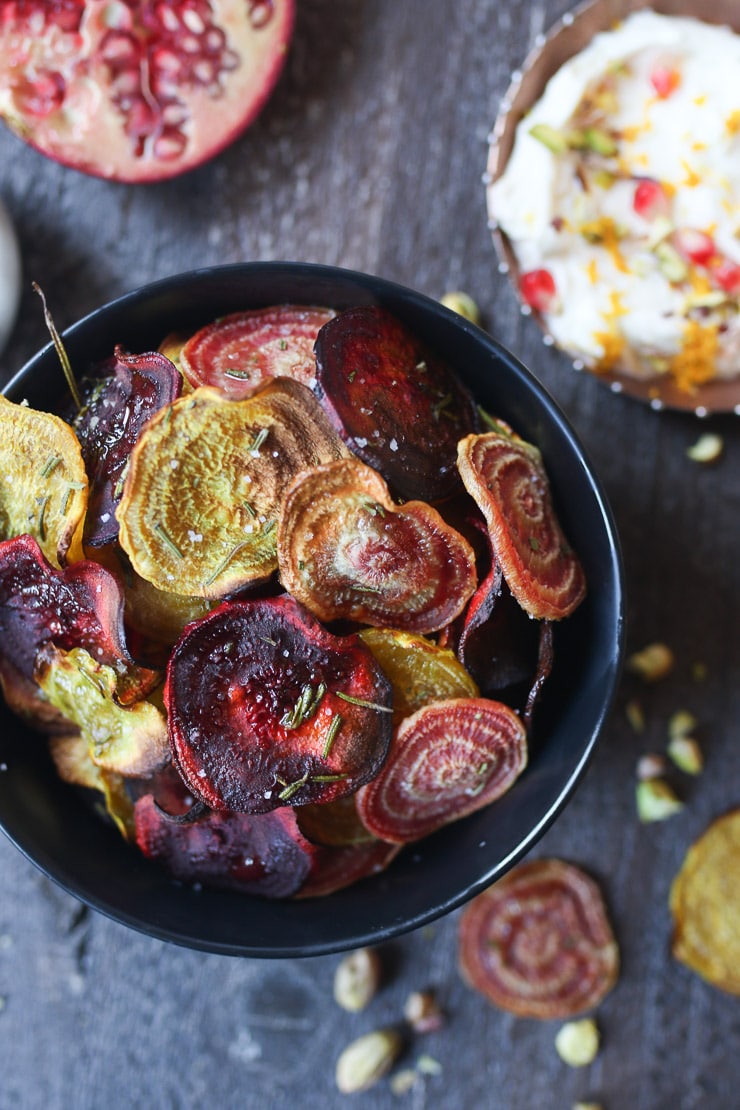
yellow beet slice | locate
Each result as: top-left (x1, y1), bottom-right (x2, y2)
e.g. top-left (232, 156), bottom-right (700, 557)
top-left (48, 732), bottom-right (135, 840)
top-left (35, 644), bottom-right (169, 778)
top-left (0, 393), bottom-right (87, 566)
top-left (116, 380), bottom-right (348, 598)
top-left (359, 628), bottom-right (479, 725)
top-left (670, 809), bottom-right (740, 995)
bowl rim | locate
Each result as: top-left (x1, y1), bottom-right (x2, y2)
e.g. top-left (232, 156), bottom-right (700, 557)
top-left (0, 261), bottom-right (625, 956)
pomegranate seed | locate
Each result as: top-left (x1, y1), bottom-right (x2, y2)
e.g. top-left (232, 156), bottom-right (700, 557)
top-left (673, 228), bottom-right (716, 268)
top-left (650, 65), bottom-right (681, 99)
top-left (520, 269), bottom-right (558, 313)
top-left (633, 179), bottom-right (670, 221)
top-left (713, 258), bottom-right (740, 295)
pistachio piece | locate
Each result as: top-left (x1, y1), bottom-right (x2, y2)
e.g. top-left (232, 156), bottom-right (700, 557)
top-left (333, 947), bottom-right (382, 1012)
top-left (335, 1029), bottom-right (402, 1094)
top-left (686, 433), bottom-right (724, 464)
top-left (390, 1068), bottom-right (419, 1096)
top-left (573, 1103), bottom-right (604, 1110)
top-left (416, 1054), bottom-right (443, 1076)
top-left (583, 127), bottom-right (618, 156)
top-left (439, 291), bottom-right (481, 326)
top-left (667, 736), bottom-right (703, 775)
top-left (529, 123), bottom-right (570, 154)
top-left (668, 710), bottom-right (698, 739)
top-left (654, 241), bottom-right (688, 283)
top-left (625, 699), bottom-right (645, 733)
top-left (554, 1018), bottom-right (600, 1066)
top-left (403, 990), bottom-right (445, 1033)
top-left (636, 778), bottom-right (684, 822)
top-left (626, 642), bottom-right (674, 682)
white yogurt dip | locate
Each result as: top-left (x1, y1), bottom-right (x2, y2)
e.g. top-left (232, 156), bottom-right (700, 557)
top-left (0, 198), bottom-right (21, 357)
top-left (489, 10), bottom-right (740, 392)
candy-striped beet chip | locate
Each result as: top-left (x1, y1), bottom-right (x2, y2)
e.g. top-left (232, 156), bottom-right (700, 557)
top-left (457, 431), bottom-right (586, 620)
top-left (165, 596), bottom-right (393, 814)
top-left (180, 305), bottom-right (335, 398)
top-left (277, 458), bottom-right (476, 633)
top-left (355, 697), bottom-right (527, 843)
top-left (459, 858), bottom-right (619, 1018)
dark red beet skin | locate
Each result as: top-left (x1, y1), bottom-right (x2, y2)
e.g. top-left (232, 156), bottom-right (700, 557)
top-left (165, 596), bottom-right (393, 814)
top-left (313, 305), bottom-right (478, 502)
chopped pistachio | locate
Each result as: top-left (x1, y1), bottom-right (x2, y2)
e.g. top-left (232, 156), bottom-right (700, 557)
top-left (625, 698), bottom-right (646, 733)
top-left (667, 735), bottom-right (703, 775)
top-left (686, 433), bottom-right (724, 464)
top-left (636, 753), bottom-right (667, 781)
top-left (573, 1104), bottom-right (604, 1110)
top-left (390, 1069), bottom-right (419, 1096)
top-left (636, 778), bottom-right (684, 822)
top-left (529, 123), bottom-right (570, 154)
top-left (416, 1054), bottom-right (442, 1076)
top-left (333, 947), bottom-right (382, 1012)
top-left (668, 709), bottom-right (698, 739)
top-left (654, 241), bottom-right (689, 283)
top-left (685, 290), bottom-right (729, 310)
top-left (439, 291), bottom-right (481, 325)
top-left (626, 642), bottom-right (674, 682)
top-left (403, 990), bottom-right (445, 1034)
top-left (583, 127), bottom-right (618, 156)
top-left (554, 1018), bottom-right (600, 1067)
top-left (335, 1029), bottom-right (402, 1094)
top-left (645, 215), bottom-right (674, 250)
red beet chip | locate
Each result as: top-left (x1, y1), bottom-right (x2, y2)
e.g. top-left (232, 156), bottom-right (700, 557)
top-left (0, 1), bottom-right (295, 183)
top-left (295, 839), bottom-right (401, 899)
top-left (457, 431), bottom-right (586, 620)
top-left (74, 346), bottom-right (181, 547)
top-left (165, 596), bottom-right (393, 814)
top-left (313, 305), bottom-right (478, 502)
top-left (0, 533), bottom-right (157, 723)
top-left (459, 859), bottom-right (619, 1018)
top-left (179, 305), bottom-right (336, 398)
top-left (355, 697), bottom-right (527, 844)
top-left (134, 794), bottom-right (317, 899)
top-left (277, 458), bottom-right (477, 634)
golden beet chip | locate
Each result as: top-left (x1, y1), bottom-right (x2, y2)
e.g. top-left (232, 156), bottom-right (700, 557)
top-left (35, 645), bottom-right (169, 778)
top-left (0, 393), bottom-right (87, 566)
top-left (49, 733), bottom-right (135, 840)
top-left (277, 458), bottom-right (477, 633)
top-left (116, 380), bottom-right (348, 598)
top-left (360, 628), bottom-right (478, 725)
top-left (670, 809), bottom-right (740, 995)
top-left (457, 430), bottom-right (586, 620)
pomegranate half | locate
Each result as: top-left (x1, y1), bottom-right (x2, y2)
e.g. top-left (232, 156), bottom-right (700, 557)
top-left (0, 1), bottom-right (295, 182)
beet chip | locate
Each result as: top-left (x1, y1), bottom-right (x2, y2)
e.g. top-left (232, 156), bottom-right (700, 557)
top-left (314, 305), bottom-right (478, 502)
top-left (0, 534), bottom-right (157, 726)
top-left (179, 305), bottom-right (335, 398)
top-left (165, 596), bottom-right (393, 814)
top-left (74, 346), bottom-right (181, 547)
top-left (295, 839), bottom-right (401, 899)
top-left (457, 431), bottom-right (586, 620)
top-left (134, 794), bottom-right (317, 899)
top-left (459, 859), bottom-right (619, 1018)
top-left (355, 697), bottom-right (527, 844)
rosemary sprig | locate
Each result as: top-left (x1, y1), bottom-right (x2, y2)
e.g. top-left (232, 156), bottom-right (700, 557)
top-left (322, 712), bottom-right (343, 759)
top-left (280, 682), bottom-right (327, 730)
top-left (335, 691), bottom-right (392, 713)
top-left (204, 541), bottom-right (248, 586)
top-left (40, 455), bottom-right (62, 479)
top-left (32, 283), bottom-right (81, 411)
top-left (154, 522), bottom-right (184, 560)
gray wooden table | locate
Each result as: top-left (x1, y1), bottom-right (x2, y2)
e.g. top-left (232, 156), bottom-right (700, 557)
top-left (1, 2), bottom-right (738, 1108)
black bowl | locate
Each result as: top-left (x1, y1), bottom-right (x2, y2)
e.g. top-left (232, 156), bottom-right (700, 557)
top-left (0, 262), bottom-right (624, 957)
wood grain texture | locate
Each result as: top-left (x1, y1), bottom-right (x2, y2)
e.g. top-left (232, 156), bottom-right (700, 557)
top-left (1, 2), bottom-right (739, 1107)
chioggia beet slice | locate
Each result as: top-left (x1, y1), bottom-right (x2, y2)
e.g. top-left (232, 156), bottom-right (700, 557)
top-left (165, 596), bottom-right (393, 814)
top-left (458, 859), bottom-right (620, 1018)
top-left (355, 697), bottom-right (528, 844)
top-left (134, 794), bottom-right (317, 899)
top-left (116, 379), bottom-right (348, 597)
top-left (0, 393), bottom-right (87, 566)
top-left (313, 305), bottom-right (478, 502)
top-left (73, 346), bottom-right (182, 547)
top-left (0, 534), bottom-right (158, 726)
top-left (277, 458), bottom-right (477, 633)
top-left (457, 431), bottom-right (587, 620)
top-left (295, 839), bottom-right (402, 899)
top-left (180, 305), bottom-right (336, 397)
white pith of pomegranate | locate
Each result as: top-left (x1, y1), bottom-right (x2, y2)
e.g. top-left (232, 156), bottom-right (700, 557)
top-left (0, 1), bottom-right (295, 183)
